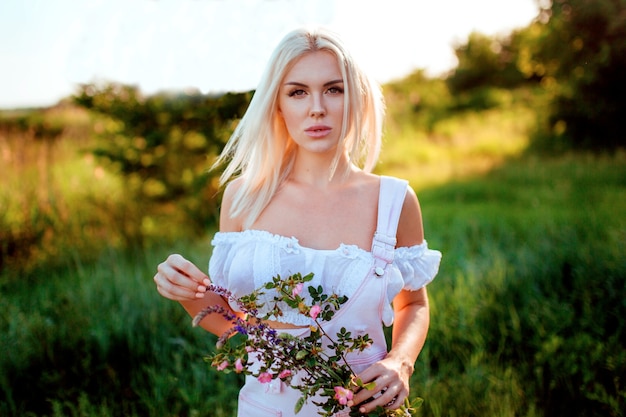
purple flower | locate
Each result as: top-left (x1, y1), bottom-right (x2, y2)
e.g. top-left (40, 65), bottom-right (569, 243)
top-left (234, 324), bottom-right (247, 335)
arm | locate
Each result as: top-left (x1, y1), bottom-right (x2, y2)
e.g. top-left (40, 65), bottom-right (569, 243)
top-left (154, 179), bottom-right (245, 336)
top-left (387, 185), bottom-right (430, 386)
top-left (353, 186), bottom-right (430, 413)
top-left (155, 254), bottom-right (242, 336)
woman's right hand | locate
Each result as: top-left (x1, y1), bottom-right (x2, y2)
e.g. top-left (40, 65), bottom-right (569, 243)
top-left (154, 254), bottom-right (211, 301)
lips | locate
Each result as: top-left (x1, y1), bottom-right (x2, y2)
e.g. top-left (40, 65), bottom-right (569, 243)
top-left (304, 125), bottom-right (332, 138)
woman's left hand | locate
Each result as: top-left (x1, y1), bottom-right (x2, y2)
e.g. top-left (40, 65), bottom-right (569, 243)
top-left (351, 356), bottom-right (412, 413)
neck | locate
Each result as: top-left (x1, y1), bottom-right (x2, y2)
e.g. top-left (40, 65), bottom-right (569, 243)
top-left (289, 151), bottom-right (352, 188)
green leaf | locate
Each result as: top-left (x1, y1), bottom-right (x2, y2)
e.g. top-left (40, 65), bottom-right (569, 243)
top-left (294, 397), bottom-right (305, 414)
top-left (362, 381), bottom-right (376, 390)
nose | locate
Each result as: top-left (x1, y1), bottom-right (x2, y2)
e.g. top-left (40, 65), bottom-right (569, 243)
top-left (309, 93), bottom-right (326, 117)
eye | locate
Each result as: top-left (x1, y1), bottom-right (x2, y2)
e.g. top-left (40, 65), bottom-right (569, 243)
top-left (326, 86), bottom-right (344, 95)
top-left (287, 89), bottom-right (307, 97)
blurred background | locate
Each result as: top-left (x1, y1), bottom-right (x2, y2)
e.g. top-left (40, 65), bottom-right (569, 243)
top-left (1, 0), bottom-right (624, 416)
top-left (0, 0), bottom-right (538, 108)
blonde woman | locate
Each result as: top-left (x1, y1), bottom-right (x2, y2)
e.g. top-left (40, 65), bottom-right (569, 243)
top-left (154, 27), bottom-right (441, 416)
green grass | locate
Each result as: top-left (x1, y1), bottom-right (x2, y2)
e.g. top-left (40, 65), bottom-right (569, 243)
top-left (413, 152), bottom-right (626, 417)
top-left (378, 97), bottom-right (535, 190)
top-left (1, 242), bottom-right (241, 417)
top-left (2, 90), bottom-right (625, 416)
top-left (2, 152), bottom-right (624, 417)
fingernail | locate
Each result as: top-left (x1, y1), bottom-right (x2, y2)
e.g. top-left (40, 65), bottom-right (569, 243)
top-left (195, 292), bottom-right (205, 299)
top-left (203, 278), bottom-right (211, 286)
top-left (197, 285), bottom-right (207, 292)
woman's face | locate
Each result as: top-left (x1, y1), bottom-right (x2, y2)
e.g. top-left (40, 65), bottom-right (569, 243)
top-left (278, 51), bottom-right (345, 157)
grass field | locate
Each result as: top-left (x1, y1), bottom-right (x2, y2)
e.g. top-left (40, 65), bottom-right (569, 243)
top-left (1, 94), bottom-right (624, 416)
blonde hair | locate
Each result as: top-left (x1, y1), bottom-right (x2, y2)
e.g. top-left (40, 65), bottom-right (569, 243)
top-left (215, 27), bottom-right (385, 228)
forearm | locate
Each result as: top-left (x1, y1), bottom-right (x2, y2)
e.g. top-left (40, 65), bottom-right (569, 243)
top-left (387, 287), bottom-right (430, 373)
top-left (180, 292), bottom-right (244, 336)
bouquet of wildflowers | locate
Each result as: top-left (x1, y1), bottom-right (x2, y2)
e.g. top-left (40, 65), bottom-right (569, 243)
top-left (193, 272), bottom-right (422, 416)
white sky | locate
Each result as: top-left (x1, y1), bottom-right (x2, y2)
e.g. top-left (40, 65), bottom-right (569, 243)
top-left (0, 0), bottom-right (539, 109)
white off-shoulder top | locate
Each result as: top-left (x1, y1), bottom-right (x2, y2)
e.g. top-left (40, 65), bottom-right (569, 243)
top-left (208, 176), bottom-right (442, 327)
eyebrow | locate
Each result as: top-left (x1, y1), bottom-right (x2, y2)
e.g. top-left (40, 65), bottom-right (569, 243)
top-left (283, 79), bottom-right (344, 88)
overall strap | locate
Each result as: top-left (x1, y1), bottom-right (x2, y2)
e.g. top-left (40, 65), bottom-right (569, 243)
top-left (371, 176), bottom-right (408, 277)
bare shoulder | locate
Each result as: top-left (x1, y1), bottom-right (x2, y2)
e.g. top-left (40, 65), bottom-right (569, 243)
top-left (219, 177), bottom-right (244, 232)
top-left (396, 184), bottom-right (425, 247)
top-left (345, 171), bottom-right (381, 205)
top-left (222, 176), bottom-right (244, 199)
top-left (352, 170), bottom-right (380, 192)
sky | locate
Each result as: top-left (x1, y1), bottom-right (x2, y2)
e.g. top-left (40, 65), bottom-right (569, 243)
top-left (0, 0), bottom-right (539, 109)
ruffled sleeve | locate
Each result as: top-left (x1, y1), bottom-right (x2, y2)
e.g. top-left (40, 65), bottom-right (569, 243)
top-left (393, 240), bottom-right (442, 290)
top-left (208, 232), bottom-right (235, 289)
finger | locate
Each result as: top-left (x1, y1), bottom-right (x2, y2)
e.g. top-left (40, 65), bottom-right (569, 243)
top-left (158, 258), bottom-right (208, 291)
top-left (156, 262), bottom-right (196, 291)
top-left (358, 385), bottom-right (403, 413)
top-left (380, 382), bottom-right (406, 409)
top-left (352, 368), bottom-right (387, 403)
top-left (155, 277), bottom-right (201, 301)
top-left (165, 254), bottom-right (210, 284)
top-left (354, 370), bottom-right (408, 413)
top-left (352, 384), bottom-right (382, 410)
top-left (155, 263), bottom-right (207, 300)
top-left (384, 394), bottom-right (403, 410)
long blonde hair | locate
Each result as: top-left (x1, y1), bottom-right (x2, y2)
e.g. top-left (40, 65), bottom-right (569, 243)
top-left (215, 27), bottom-right (385, 228)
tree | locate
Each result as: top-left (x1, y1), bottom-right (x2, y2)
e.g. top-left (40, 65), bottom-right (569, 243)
top-left (74, 83), bottom-right (252, 245)
top-left (447, 31), bottom-right (531, 95)
top-left (531, 0), bottom-right (626, 150)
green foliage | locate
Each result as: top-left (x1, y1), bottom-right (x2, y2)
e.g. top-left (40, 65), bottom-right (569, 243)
top-left (447, 30), bottom-right (533, 95)
top-left (203, 272), bottom-right (401, 416)
top-left (0, 109), bottom-right (65, 140)
top-left (378, 86), bottom-right (536, 193)
top-left (443, 0), bottom-right (626, 152)
top-left (0, 105), bottom-right (112, 273)
top-left (3, 11), bottom-right (626, 413)
top-left (0, 244), bottom-right (240, 417)
top-left (530, 0), bottom-right (626, 151)
top-left (2, 153), bottom-right (624, 417)
top-left (384, 70), bottom-right (452, 133)
top-left (416, 153), bottom-right (626, 417)
top-left (73, 82), bottom-right (252, 245)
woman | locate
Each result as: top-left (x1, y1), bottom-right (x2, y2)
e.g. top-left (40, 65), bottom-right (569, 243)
top-left (154, 27), bottom-right (441, 416)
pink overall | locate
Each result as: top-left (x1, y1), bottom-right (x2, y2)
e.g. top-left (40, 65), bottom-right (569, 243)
top-left (235, 177), bottom-right (411, 417)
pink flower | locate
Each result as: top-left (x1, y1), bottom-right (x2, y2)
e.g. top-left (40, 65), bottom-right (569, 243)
top-left (333, 386), bottom-right (354, 406)
top-left (216, 360), bottom-right (229, 371)
top-left (257, 372), bottom-right (273, 383)
top-left (278, 369), bottom-right (292, 379)
top-left (234, 358), bottom-right (245, 373)
top-left (309, 304), bottom-right (321, 320)
top-left (292, 283), bottom-right (304, 297)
